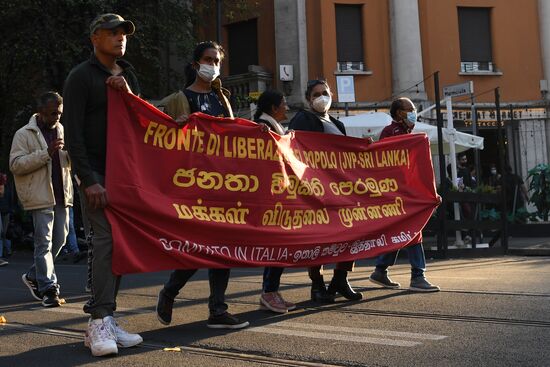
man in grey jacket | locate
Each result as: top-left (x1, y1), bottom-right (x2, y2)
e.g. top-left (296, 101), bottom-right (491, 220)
top-left (9, 91), bottom-right (73, 307)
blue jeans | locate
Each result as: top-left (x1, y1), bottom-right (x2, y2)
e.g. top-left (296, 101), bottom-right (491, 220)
top-left (62, 207), bottom-right (79, 254)
top-left (27, 205), bottom-right (69, 294)
top-left (164, 268), bottom-right (230, 316)
top-left (262, 267), bottom-right (284, 293)
top-left (375, 243), bottom-right (426, 278)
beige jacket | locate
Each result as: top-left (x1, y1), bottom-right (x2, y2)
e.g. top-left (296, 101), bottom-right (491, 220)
top-left (9, 114), bottom-right (73, 210)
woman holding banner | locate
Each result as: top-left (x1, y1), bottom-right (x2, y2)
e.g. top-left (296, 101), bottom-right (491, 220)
top-left (367, 97), bottom-right (440, 293)
top-left (288, 79), bottom-right (362, 303)
top-left (253, 90), bottom-right (297, 313)
top-left (156, 41), bottom-right (248, 330)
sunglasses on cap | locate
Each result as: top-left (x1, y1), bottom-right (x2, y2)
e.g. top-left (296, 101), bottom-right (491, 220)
top-left (307, 79), bottom-right (327, 88)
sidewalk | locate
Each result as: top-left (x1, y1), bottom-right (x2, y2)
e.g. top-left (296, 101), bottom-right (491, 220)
top-left (507, 236), bottom-right (550, 256)
top-left (423, 235), bottom-right (550, 256)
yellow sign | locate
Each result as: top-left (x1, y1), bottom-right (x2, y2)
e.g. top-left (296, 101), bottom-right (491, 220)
top-left (248, 91), bottom-right (261, 99)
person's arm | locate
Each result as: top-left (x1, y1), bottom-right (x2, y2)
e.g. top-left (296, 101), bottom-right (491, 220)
top-left (63, 70), bottom-right (96, 188)
top-left (9, 130), bottom-right (51, 176)
top-left (106, 75), bottom-right (134, 94)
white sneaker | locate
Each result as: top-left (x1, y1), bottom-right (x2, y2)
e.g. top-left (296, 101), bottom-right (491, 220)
top-left (84, 317), bottom-right (118, 357)
top-left (112, 317), bottom-right (143, 348)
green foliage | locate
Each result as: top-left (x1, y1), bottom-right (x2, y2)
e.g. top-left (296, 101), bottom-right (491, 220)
top-left (0, 0), bottom-right (196, 172)
top-left (475, 184), bottom-right (497, 194)
top-left (527, 164), bottom-right (550, 221)
top-left (507, 207), bottom-right (531, 224)
top-left (479, 208), bottom-right (500, 221)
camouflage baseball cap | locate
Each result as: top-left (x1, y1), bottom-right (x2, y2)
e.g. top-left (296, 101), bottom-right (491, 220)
top-left (89, 13), bottom-right (135, 36)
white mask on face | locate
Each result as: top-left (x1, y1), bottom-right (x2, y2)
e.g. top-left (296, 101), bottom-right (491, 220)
top-left (197, 63), bottom-right (220, 83)
top-left (312, 95), bottom-right (332, 113)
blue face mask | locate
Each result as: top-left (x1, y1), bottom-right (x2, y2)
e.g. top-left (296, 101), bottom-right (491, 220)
top-left (406, 111), bottom-right (417, 125)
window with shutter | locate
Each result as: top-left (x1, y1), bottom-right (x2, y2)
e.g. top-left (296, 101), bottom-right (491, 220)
top-left (458, 7), bottom-right (495, 73)
top-left (227, 19), bottom-right (259, 75)
top-left (335, 5), bottom-right (364, 72)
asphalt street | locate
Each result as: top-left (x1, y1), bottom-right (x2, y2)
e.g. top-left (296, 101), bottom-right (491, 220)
top-left (1, 253), bottom-right (549, 366)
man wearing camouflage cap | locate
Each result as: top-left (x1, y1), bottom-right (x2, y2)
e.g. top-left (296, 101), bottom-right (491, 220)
top-left (63, 13), bottom-right (142, 357)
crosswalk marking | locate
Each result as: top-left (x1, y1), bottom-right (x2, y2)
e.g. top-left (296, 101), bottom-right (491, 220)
top-left (247, 321), bottom-right (447, 347)
top-left (271, 321), bottom-right (447, 340)
top-left (248, 326), bottom-right (421, 347)
top-left (35, 303), bottom-right (448, 347)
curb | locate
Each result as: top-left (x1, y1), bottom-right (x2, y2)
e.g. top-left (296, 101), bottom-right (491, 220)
top-left (508, 248), bottom-right (550, 256)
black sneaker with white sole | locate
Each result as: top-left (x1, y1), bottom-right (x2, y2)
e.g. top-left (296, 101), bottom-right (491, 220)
top-left (207, 312), bottom-right (249, 329)
top-left (42, 288), bottom-right (61, 307)
top-left (22, 273), bottom-right (42, 301)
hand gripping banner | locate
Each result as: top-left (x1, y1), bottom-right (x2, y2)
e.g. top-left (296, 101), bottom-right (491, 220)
top-left (106, 89), bottom-right (440, 274)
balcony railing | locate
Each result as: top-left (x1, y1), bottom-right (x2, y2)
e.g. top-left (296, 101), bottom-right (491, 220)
top-left (222, 65), bottom-right (273, 110)
top-left (460, 61), bottom-right (496, 73)
top-left (337, 61), bottom-right (364, 72)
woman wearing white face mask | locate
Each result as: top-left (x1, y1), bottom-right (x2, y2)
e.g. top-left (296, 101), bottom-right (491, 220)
top-left (158, 41), bottom-right (234, 122)
top-left (156, 42), bottom-right (249, 331)
top-left (288, 79), bottom-right (362, 304)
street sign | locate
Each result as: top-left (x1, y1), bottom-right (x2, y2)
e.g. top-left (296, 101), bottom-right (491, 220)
top-left (336, 75), bottom-right (355, 103)
top-left (443, 81), bottom-right (474, 98)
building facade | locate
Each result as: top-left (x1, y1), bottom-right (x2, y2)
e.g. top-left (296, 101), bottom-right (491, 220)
top-left (199, 0), bottom-right (549, 182)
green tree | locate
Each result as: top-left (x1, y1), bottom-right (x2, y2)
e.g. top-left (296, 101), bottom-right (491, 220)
top-left (0, 0), bottom-right (196, 171)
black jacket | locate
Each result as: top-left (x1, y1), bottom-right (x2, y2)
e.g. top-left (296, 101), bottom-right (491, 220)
top-left (288, 109), bottom-right (346, 135)
top-left (63, 54), bottom-right (140, 188)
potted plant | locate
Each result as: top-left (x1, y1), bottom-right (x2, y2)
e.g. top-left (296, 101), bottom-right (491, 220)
top-left (527, 164), bottom-right (550, 221)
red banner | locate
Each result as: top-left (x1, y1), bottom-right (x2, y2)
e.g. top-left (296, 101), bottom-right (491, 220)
top-left (106, 89), bottom-right (439, 274)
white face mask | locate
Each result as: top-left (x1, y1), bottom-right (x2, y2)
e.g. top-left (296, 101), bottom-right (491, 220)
top-left (312, 95), bottom-right (332, 113)
top-left (197, 63), bottom-right (220, 83)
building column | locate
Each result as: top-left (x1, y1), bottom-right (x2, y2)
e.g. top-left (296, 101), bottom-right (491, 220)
top-left (274, 0), bottom-right (308, 108)
top-left (389, 0), bottom-right (427, 103)
top-left (539, 0), bottom-right (550, 163)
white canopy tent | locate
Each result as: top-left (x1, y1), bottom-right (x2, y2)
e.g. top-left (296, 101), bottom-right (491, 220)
top-left (340, 112), bottom-right (484, 154)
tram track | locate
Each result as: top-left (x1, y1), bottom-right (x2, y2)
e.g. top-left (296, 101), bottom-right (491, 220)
top-left (0, 322), bottom-right (350, 367)
top-left (3, 286), bottom-right (549, 329)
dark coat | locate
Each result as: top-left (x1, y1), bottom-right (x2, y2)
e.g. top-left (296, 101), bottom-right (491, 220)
top-left (288, 109), bottom-right (346, 135)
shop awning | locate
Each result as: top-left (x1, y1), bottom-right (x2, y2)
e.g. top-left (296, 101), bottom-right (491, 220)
top-left (341, 112), bottom-right (484, 154)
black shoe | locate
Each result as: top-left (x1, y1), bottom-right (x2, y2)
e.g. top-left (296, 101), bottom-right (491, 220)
top-left (72, 251), bottom-right (87, 263)
top-left (310, 277), bottom-right (335, 303)
top-left (369, 269), bottom-right (401, 289)
top-left (156, 289), bottom-right (174, 325)
top-left (410, 277), bottom-right (440, 292)
top-left (56, 252), bottom-right (71, 262)
top-left (207, 312), bottom-right (249, 329)
top-left (327, 270), bottom-right (363, 301)
top-left (42, 288), bottom-right (61, 307)
top-left (22, 273), bottom-right (42, 301)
